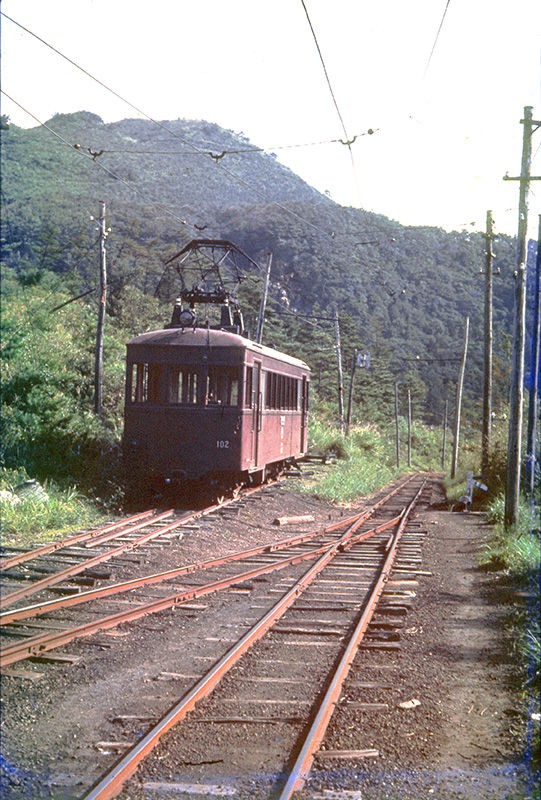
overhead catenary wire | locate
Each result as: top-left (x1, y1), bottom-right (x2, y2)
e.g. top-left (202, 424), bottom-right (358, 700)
top-left (1, 89), bottom-right (394, 251)
top-left (299, 0), bottom-right (360, 203)
top-left (299, 0), bottom-right (351, 145)
top-left (0, 12), bottom-right (346, 240)
top-left (423, 0), bottom-right (452, 77)
top-left (266, 308), bottom-right (335, 323)
top-left (71, 127), bottom-right (378, 160)
top-left (3, 6), bottom-right (471, 269)
top-left (1, 91), bottom-right (197, 238)
top-left (1, 11), bottom-right (406, 249)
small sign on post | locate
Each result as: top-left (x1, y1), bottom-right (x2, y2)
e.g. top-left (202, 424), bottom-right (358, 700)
top-left (460, 471), bottom-right (488, 511)
top-left (346, 351), bottom-right (370, 435)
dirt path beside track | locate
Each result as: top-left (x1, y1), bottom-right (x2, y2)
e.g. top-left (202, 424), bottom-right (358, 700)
top-left (312, 481), bottom-right (539, 800)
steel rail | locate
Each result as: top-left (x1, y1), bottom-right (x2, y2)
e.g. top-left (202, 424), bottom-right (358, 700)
top-left (80, 498), bottom-right (408, 800)
top-left (79, 480), bottom-right (279, 550)
top-left (0, 514), bottom-right (400, 668)
top-left (0, 475), bottom-right (412, 621)
top-left (0, 489), bottom-right (271, 609)
top-left (0, 477), bottom-right (281, 573)
top-left (0, 509), bottom-right (401, 626)
top-left (276, 480), bottom-right (427, 799)
top-left (0, 514), bottom-right (192, 609)
top-left (0, 508), bottom-right (164, 570)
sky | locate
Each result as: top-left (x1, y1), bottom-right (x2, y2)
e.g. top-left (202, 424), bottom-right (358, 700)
top-left (1, 0), bottom-right (541, 237)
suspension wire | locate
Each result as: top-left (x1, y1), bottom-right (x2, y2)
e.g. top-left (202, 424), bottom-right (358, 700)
top-left (423, 0), bottom-right (452, 77)
top-left (1, 90), bottom-right (196, 237)
top-left (268, 308), bottom-right (335, 323)
top-left (1, 6), bottom-right (408, 310)
top-left (0, 11), bottom-right (342, 238)
top-left (299, 0), bottom-right (350, 143)
top-left (72, 127), bottom-right (378, 159)
top-left (299, 0), bottom-right (360, 201)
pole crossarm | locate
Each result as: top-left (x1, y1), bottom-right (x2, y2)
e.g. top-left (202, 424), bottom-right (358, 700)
top-left (503, 175), bottom-right (541, 181)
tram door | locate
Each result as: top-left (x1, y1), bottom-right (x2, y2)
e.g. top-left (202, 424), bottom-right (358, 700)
top-left (300, 376), bottom-right (308, 452)
top-left (252, 361), bottom-right (262, 466)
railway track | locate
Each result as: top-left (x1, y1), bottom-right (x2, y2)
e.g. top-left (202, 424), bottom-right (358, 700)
top-left (1, 488), bottom-right (265, 608)
top-left (0, 477), bottom-right (411, 665)
top-left (1, 473), bottom-right (435, 800)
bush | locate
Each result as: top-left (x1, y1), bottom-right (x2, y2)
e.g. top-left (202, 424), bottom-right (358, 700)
top-left (0, 472), bottom-right (103, 546)
top-left (0, 268), bottom-right (126, 500)
top-left (480, 495), bottom-right (540, 576)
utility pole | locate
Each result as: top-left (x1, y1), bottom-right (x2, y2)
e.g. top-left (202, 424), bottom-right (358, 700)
top-left (256, 252), bottom-right (272, 344)
top-left (482, 209), bottom-right (494, 476)
top-left (334, 310), bottom-right (345, 432)
top-left (451, 316), bottom-right (469, 479)
top-left (346, 348), bottom-right (358, 435)
top-left (526, 214), bottom-right (541, 496)
top-left (441, 396), bottom-right (448, 470)
top-left (94, 200), bottom-right (107, 417)
top-left (407, 387), bottom-right (412, 467)
top-left (505, 106), bottom-right (539, 528)
top-left (394, 381), bottom-right (400, 469)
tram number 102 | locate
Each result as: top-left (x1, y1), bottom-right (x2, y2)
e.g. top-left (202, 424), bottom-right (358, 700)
top-left (216, 440), bottom-right (230, 449)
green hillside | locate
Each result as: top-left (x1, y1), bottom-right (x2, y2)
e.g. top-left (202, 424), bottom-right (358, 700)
top-left (0, 111), bottom-right (524, 446)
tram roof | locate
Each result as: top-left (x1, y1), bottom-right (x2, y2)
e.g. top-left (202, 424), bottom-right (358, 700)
top-left (127, 327), bottom-right (310, 371)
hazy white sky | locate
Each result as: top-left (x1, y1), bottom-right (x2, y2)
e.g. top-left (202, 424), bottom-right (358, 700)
top-left (1, 0), bottom-right (540, 235)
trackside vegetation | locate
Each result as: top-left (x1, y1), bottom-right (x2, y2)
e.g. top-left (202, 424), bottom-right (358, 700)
top-left (0, 469), bottom-right (103, 547)
top-left (479, 494), bottom-right (541, 763)
top-left (301, 414), bottom-right (446, 503)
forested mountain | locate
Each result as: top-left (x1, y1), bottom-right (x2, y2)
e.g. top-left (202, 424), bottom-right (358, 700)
top-left (0, 111), bottom-right (527, 435)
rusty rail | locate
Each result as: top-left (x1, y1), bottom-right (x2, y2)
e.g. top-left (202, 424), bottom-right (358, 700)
top-left (0, 508), bottom-right (163, 570)
top-left (0, 475), bottom-right (411, 620)
top-left (276, 480), bottom-right (427, 799)
top-left (81, 501), bottom-right (405, 800)
top-left (2, 473), bottom-right (427, 800)
top-left (0, 514), bottom-right (399, 668)
top-left (0, 486), bottom-right (275, 610)
top-left (0, 508), bottom-right (400, 627)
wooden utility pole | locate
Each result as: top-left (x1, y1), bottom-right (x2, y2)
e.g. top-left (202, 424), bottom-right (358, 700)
top-left (482, 209), bottom-right (494, 476)
top-left (451, 316), bottom-right (469, 479)
top-left (505, 106), bottom-right (538, 528)
top-left (441, 396), bottom-right (448, 470)
top-left (94, 200), bottom-right (107, 416)
top-left (526, 215), bottom-right (541, 495)
top-left (346, 349), bottom-right (358, 435)
top-left (256, 252), bottom-right (272, 344)
top-left (394, 381), bottom-right (400, 468)
top-left (407, 387), bottom-right (412, 467)
top-left (334, 310), bottom-right (345, 432)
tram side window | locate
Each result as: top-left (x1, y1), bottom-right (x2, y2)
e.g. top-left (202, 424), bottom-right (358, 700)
top-left (130, 363), bottom-right (202, 404)
top-left (264, 371), bottom-right (299, 410)
top-left (131, 363), bottom-right (146, 403)
top-left (206, 366), bottom-right (239, 406)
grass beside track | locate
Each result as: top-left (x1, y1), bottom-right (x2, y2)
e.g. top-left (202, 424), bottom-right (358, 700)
top-left (300, 419), bottom-right (443, 503)
top-left (0, 469), bottom-right (103, 547)
top-left (478, 494), bottom-right (541, 767)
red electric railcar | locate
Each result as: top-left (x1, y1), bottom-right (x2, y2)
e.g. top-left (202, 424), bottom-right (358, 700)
top-left (123, 325), bottom-right (310, 505)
